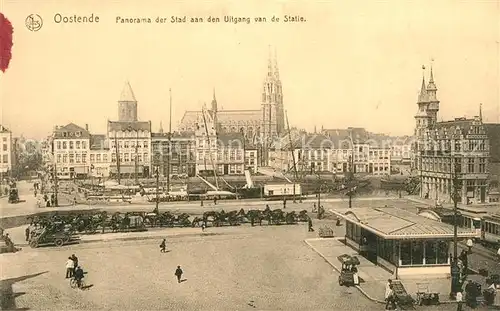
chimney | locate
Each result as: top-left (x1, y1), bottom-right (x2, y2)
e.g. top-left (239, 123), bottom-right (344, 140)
top-left (85, 124), bottom-right (89, 131)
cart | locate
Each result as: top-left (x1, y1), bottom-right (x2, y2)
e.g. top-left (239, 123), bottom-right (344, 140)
top-left (337, 254), bottom-right (360, 287)
top-left (8, 188), bottom-right (19, 203)
top-left (29, 227), bottom-right (80, 248)
top-left (415, 282), bottom-right (440, 306)
top-left (391, 280), bottom-right (415, 309)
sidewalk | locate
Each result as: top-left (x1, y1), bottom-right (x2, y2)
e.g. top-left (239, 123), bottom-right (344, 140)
top-left (304, 238), bottom-right (481, 304)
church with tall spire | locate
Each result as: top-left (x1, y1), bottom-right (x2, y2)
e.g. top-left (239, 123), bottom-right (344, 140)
top-left (178, 46), bottom-right (285, 146)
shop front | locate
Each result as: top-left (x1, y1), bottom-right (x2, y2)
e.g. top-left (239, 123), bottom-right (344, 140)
top-left (333, 206), bottom-right (477, 279)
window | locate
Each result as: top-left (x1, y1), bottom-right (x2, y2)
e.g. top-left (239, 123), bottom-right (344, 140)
top-left (90, 154), bottom-right (95, 162)
top-left (69, 141), bottom-right (74, 149)
top-left (143, 141), bottom-right (148, 148)
top-left (124, 141), bottom-right (129, 148)
top-left (96, 154), bottom-right (101, 162)
top-left (57, 154), bottom-right (61, 163)
top-left (82, 141), bottom-right (86, 149)
top-left (124, 153), bottom-right (129, 162)
top-left (57, 141), bottom-right (61, 150)
top-left (63, 142), bottom-right (67, 149)
top-left (82, 152), bottom-right (87, 163)
top-left (112, 154), bottom-right (116, 163)
top-left (468, 158), bottom-right (475, 173)
top-left (69, 154), bottom-right (74, 163)
top-left (76, 154), bottom-right (81, 163)
top-left (2, 154), bottom-right (7, 163)
top-left (479, 158), bottom-right (486, 173)
top-left (63, 154), bottom-right (68, 163)
top-left (76, 141), bottom-right (81, 149)
top-left (103, 154), bottom-right (108, 162)
top-left (143, 153), bottom-right (148, 162)
top-left (2, 144), bottom-right (6, 152)
top-left (454, 140), bottom-right (461, 151)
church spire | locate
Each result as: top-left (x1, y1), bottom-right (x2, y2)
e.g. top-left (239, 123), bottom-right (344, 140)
top-left (417, 66), bottom-right (428, 103)
top-left (267, 45), bottom-right (273, 77)
top-left (274, 47), bottom-right (280, 80)
top-left (427, 61), bottom-right (437, 91)
top-left (479, 103), bottom-right (483, 122)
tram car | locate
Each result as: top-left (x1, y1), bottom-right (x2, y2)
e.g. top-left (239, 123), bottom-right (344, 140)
top-left (418, 208), bottom-right (498, 248)
top-left (480, 213), bottom-right (500, 248)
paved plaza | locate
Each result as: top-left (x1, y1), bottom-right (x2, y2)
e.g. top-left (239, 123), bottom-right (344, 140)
top-left (1, 223), bottom-right (467, 311)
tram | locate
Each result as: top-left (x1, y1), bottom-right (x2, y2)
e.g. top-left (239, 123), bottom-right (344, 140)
top-left (481, 213), bottom-right (500, 247)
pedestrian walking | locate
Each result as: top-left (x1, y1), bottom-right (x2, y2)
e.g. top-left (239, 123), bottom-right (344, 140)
top-left (456, 290), bottom-right (463, 311)
top-left (160, 239), bottom-right (166, 253)
top-left (66, 257), bottom-right (74, 278)
top-left (283, 198), bottom-right (287, 209)
top-left (308, 218), bottom-right (314, 232)
top-left (201, 223), bottom-right (206, 232)
top-left (385, 279), bottom-right (393, 309)
top-left (174, 266), bottom-right (183, 283)
top-left (25, 226), bottom-right (30, 242)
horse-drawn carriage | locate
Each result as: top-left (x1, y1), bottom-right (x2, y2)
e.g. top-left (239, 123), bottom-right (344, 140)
top-left (337, 254), bottom-right (360, 287)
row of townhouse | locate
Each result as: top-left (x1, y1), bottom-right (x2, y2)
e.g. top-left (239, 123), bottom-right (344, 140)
top-left (268, 133), bottom-right (393, 176)
top-left (46, 120), bottom-right (259, 180)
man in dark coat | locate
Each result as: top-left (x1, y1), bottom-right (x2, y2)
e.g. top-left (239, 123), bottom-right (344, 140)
top-left (308, 218), bottom-right (314, 232)
top-left (160, 239), bottom-right (166, 253)
top-left (25, 227), bottom-right (30, 242)
top-left (175, 266), bottom-right (183, 283)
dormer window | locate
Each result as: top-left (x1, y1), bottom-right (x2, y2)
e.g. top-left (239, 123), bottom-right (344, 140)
top-left (76, 131), bottom-right (81, 137)
top-left (63, 132), bottom-right (67, 137)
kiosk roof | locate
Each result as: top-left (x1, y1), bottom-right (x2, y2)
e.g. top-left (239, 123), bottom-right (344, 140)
top-left (330, 207), bottom-right (477, 239)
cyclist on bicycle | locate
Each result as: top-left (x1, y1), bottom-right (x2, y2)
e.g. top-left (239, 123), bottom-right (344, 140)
top-left (73, 266), bottom-right (84, 288)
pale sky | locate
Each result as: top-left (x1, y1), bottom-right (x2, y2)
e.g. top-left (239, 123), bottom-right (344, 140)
top-left (1, 0), bottom-right (499, 139)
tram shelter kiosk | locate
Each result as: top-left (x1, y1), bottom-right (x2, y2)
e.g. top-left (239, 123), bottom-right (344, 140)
top-left (330, 206), bottom-right (477, 279)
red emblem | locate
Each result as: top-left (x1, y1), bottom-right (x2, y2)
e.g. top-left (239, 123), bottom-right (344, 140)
top-left (0, 13), bottom-right (14, 73)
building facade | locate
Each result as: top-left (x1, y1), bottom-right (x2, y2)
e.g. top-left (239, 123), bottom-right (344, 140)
top-left (107, 82), bottom-right (152, 179)
top-left (52, 123), bottom-right (91, 179)
top-left (151, 132), bottom-right (196, 177)
top-left (0, 125), bottom-right (12, 176)
top-left (413, 68), bottom-right (491, 204)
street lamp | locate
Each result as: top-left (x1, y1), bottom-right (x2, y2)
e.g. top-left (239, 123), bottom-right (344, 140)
top-left (450, 156), bottom-right (462, 298)
top-left (153, 165), bottom-right (160, 214)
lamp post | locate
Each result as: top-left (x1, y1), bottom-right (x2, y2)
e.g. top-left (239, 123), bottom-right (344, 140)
top-left (450, 156), bottom-right (462, 298)
top-left (154, 164), bottom-right (160, 214)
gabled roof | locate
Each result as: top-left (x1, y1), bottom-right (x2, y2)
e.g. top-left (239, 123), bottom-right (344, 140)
top-left (119, 81), bottom-right (137, 102)
top-left (180, 109), bottom-right (261, 126)
top-left (53, 123), bottom-right (90, 139)
top-left (217, 133), bottom-right (245, 148)
top-left (107, 121), bottom-right (151, 132)
top-left (484, 123), bottom-right (500, 162)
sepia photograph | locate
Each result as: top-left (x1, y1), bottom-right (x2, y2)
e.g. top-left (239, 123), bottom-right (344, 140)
top-left (0, 1), bottom-right (499, 310)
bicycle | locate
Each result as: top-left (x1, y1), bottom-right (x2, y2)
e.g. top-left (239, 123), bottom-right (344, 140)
top-left (69, 277), bottom-right (85, 289)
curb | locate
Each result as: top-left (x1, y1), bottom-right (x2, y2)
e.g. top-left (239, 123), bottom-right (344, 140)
top-left (304, 239), bottom-right (458, 305)
top-left (304, 239), bottom-right (385, 304)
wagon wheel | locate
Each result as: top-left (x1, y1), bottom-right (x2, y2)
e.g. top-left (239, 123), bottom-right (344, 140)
top-left (29, 240), bottom-right (39, 248)
top-left (54, 238), bottom-right (64, 247)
